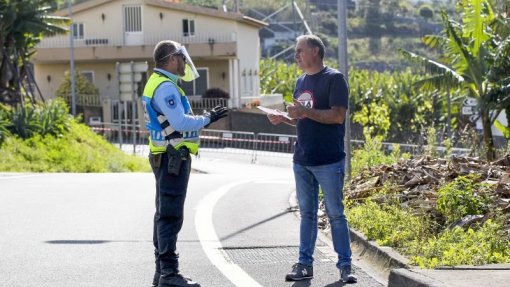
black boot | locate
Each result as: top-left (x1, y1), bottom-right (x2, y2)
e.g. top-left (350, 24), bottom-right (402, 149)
top-left (158, 274), bottom-right (201, 287)
top-left (152, 272), bottom-right (161, 287)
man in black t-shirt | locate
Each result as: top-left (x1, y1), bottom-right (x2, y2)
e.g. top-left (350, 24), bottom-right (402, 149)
top-left (267, 34), bottom-right (357, 284)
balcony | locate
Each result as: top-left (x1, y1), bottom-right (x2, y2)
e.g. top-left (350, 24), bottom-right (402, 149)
top-left (33, 32), bottom-right (238, 63)
top-left (37, 32), bottom-right (237, 49)
top-left (58, 94), bottom-right (102, 107)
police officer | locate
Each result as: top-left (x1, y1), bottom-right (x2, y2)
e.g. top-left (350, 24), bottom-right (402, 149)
top-left (143, 40), bottom-right (228, 287)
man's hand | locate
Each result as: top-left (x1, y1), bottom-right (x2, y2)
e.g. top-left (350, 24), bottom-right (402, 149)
top-left (204, 105), bottom-right (228, 127)
top-left (287, 99), bottom-right (307, 119)
top-left (267, 113), bottom-right (284, 125)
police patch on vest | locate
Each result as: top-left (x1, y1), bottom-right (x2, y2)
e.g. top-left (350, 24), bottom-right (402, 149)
top-left (165, 95), bottom-right (177, 109)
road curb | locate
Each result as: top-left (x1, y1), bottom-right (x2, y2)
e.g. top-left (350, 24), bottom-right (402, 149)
top-left (388, 269), bottom-right (448, 287)
top-left (348, 228), bottom-right (409, 269)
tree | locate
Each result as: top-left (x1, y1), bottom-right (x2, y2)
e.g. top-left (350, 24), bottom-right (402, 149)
top-left (418, 4), bottom-right (434, 22)
top-left (183, 0), bottom-right (220, 9)
top-left (0, 0), bottom-right (68, 106)
top-left (55, 71), bottom-right (98, 100)
top-left (400, 0), bottom-right (510, 160)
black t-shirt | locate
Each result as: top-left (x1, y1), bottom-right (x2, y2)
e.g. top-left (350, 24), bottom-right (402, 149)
top-left (293, 66), bottom-right (349, 166)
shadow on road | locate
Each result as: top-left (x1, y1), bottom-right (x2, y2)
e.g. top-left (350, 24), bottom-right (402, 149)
top-left (44, 240), bottom-right (152, 244)
top-left (291, 281), bottom-right (311, 287)
top-left (324, 281), bottom-right (348, 286)
top-left (219, 209), bottom-right (292, 241)
top-left (290, 279), bottom-right (347, 287)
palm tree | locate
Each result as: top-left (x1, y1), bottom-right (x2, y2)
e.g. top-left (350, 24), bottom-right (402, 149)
top-left (0, 0), bottom-right (68, 106)
top-left (400, 0), bottom-right (510, 160)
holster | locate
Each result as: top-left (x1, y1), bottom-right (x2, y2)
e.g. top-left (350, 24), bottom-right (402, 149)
top-left (151, 153), bottom-right (162, 168)
top-left (166, 145), bottom-right (189, 176)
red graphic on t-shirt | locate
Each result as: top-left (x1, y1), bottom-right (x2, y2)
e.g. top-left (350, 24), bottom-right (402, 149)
top-left (296, 90), bottom-right (315, 108)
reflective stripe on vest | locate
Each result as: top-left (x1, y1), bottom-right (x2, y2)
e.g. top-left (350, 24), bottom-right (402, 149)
top-left (142, 73), bottom-right (199, 155)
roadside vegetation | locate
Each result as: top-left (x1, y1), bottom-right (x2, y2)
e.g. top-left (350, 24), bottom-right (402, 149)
top-left (0, 100), bottom-right (149, 172)
top-left (317, 0), bottom-right (510, 269)
top-left (344, 144), bottom-right (510, 268)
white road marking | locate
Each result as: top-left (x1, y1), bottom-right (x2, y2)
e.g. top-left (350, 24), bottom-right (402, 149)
top-left (195, 180), bottom-right (264, 287)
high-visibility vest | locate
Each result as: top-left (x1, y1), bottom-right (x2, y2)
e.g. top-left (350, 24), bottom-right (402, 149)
top-left (141, 72), bottom-right (200, 155)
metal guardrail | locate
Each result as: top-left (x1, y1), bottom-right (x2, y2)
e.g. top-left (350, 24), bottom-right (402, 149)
top-left (89, 123), bottom-right (471, 162)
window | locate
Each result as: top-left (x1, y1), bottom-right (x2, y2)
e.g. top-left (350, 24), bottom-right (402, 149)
top-left (80, 71), bottom-right (94, 83)
top-left (182, 19), bottom-right (195, 36)
top-left (124, 6), bottom-right (142, 32)
top-left (181, 68), bottom-right (208, 96)
top-left (72, 23), bottom-right (84, 39)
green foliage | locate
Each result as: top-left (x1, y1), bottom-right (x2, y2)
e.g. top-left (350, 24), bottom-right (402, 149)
top-left (410, 219), bottom-right (510, 268)
top-left (347, 196), bottom-right (509, 269)
top-left (182, 0), bottom-right (219, 8)
top-left (436, 175), bottom-right (493, 223)
top-left (352, 101), bottom-right (390, 141)
top-left (0, 0), bottom-right (69, 104)
top-left (494, 120), bottom-right (510, 139)
top-left (55, 70), bottom-right (99, 99)
top-left (349, 68), bottom-right (451, 141)
top-left (347, 200), bottom-right (430, 247)
top-left (259, 59), bottom-right (456, 142)
top-left (352, 133), bottom-right (410, 177)
top-left (259, 59), bottom-right (301, 103)
top-left (425, 126), bottom-right (438, 157)
top-left (0, 105), bottom-right (11, 144)
top-left (400, 0), bottom-right (510, 160)
top-left (0, 99), bottom-right (70, 140)
top-left (0, 120), bottom-right (150, 172)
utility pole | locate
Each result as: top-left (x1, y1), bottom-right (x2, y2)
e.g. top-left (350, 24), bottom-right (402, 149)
top-left (292, 0), bottom-right (297, 38)
top-left (68, 0), bottom-right (76, 116)
top-left (337, 0), bottom-right (351, 181)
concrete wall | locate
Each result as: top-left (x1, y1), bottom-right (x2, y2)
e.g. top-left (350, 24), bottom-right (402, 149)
top-left (228, 111), bottom-right (296, 135)
top-left (237, 23), bottom-right (261, 98)
top-left (34, 62), bottom-right (118, 101)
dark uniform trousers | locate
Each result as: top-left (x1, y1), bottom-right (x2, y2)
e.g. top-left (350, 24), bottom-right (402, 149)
top-left (149, 149), bottom-right (192, 276)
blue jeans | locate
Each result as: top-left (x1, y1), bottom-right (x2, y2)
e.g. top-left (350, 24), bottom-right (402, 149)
top-left (294, 159), bottom-right (352, 269)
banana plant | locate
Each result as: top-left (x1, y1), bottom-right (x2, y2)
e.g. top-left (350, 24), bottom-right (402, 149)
top-left (399, 0), bottom-right (510, 160)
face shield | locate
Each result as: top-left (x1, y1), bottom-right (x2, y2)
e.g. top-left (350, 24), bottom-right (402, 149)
top-left (172, 46), bottom-right (199, 82)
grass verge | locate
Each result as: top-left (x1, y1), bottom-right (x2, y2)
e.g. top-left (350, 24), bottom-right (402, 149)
top-left (0, 120), bottom-right (150, 172)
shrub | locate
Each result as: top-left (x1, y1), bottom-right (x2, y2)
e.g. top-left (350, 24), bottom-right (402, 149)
top-left (347, 200), bottom-right (430, 248)
top-left (351, 133), bottom-right (410, 177)
top-left (0, 120), bottom-right (149, 172)
top-left (352, 101), bottom-right (391, 141)
top-left (55, 70), bottom-right (99, 99)
top-left (436, 175), bottom-right (493, 224)
top-left (0, 99), bottom-right (70, 139)
top-left (410, 219), bottom-right (510, 268)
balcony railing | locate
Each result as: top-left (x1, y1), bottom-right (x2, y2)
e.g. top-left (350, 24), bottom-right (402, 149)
top-left (59, 94), bottom-right (102, 107)
top-left (37, 32), bottom-right (237, 49)
top-left (188, 97), bottom-right (229, 110)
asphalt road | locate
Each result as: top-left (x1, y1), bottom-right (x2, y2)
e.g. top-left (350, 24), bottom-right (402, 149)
top-left (0, 157), bottom-right (384, 287)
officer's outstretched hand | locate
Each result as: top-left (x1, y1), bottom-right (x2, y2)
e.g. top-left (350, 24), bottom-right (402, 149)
top-left (204, 105), bottom-right (228, 127)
